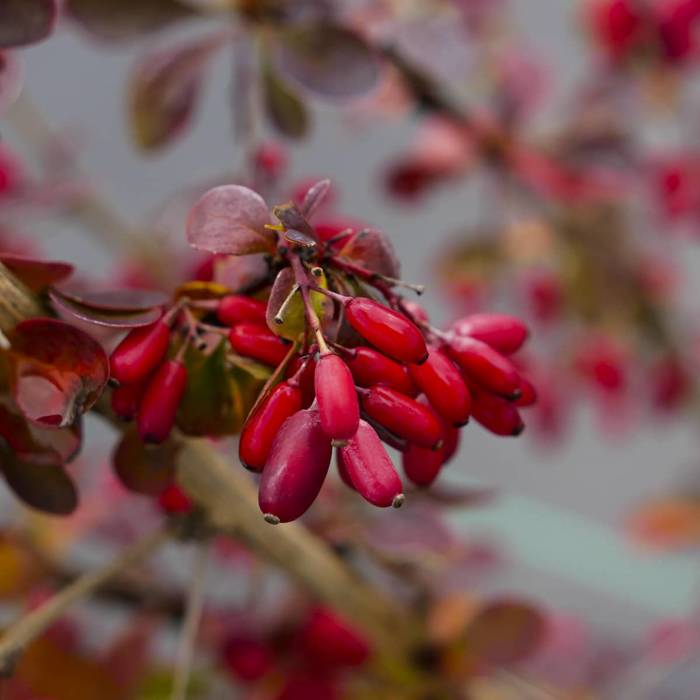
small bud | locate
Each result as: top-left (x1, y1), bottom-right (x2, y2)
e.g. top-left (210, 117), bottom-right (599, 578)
top-left (110, 320), bottom-right (170, 385)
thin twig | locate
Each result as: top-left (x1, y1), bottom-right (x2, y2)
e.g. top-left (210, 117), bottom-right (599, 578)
top-left (170, 544), bottom-right (209, 700)
top-left (0, 526), bottom-right (169, 676)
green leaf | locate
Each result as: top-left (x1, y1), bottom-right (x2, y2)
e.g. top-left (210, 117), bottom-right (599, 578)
top-left (262, 59), bottom-right (309, 139)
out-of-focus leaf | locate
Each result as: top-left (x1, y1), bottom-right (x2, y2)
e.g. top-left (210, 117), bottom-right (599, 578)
top-left (0, 254), bottom-right (73, 293)
top-left (177, 339), bottom-right (269, 436)
top-left (9, 318), bottom-right (109, 428)
top-left (50, 289), bottom-right (164, 329)
top-left (274, 24), bottom-right (380, 100)
top-left (1, 451), bottom-right (78, 515)
top-left (413, 485), bottom-right (496, 508)
top-left (187, 185), bottom-right (275, 255)
top-left (56, 287), bottom-right (168, 312)
top-left (0, 0), bottom-right (57, 49)
top-left (463, 599), bottom-right (546, 665)
top-left (65, 0), bottom-right (193, 42)
top-left (0, 532), bottom-right (43, 599)
top-left (427, 593), bottom-right (479, 645)
top-left (0, 51), bottom-right (24, 114)
top-left (338, 228), bottom-right (401, 279)
top-left (174, 280), bottom-right (230, 302)
top-left (128, 35), bottom-right (222, 152)
top-left (627, 496), bottom-right (700, 550)
top-left (213, 254), bottom-right (271, 293)
top-left (262, 59), bottom-right (309, 139)
top-left (112, 427), bottom-right (178, 496)
top-left (300, 178), bottom-right (331, 219)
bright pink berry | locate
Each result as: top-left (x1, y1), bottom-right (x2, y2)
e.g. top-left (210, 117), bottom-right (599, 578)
top-left (221, 635), bottom-right (273, 683)
top-left (158, 484), bottom-right (193, 515)
top-left (229, 323), bottom-right (291, 367)
top-left (452, 313), bottom-right (528, 355)
top-left (300, 607), bottom-right (371, 668)
top-left (110, 320), bottom-right (170, 385)
top-left (336, 450), bottom-right (356, 491)
top-left (345, 298), bottom-right (428, 365)
top-left (239, 381), bottom-right (303, 472)
top-left (111, 380), bottom-right (147, 421)
top-left (137, 360), bottom-right (188, 444)
top-left (338, 420), bottom-right (404, 508)
top-left (258, 409), bottom-right (332, 523)
top-left (315, 354), bottom-right (360, 442)
top-left (409, 349), bottom-right (471, 426)
top-left (346, 346), bottom-right (416, 395)
top-left (471, 388), bottom-right (525, 436)
top-left (447, 336), bottom-right (521, 399)
top-left (361, 385), bottom-right (443, 449)
top-left (217, 295), bottom-right (268, 326)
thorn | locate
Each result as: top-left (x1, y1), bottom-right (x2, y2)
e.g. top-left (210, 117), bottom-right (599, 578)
top-left (392, 494), bottom-right (405, 509)
top-left (263, 513), bottom-right (281, 525)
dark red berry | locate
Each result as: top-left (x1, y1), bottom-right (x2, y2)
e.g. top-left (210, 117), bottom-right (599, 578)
top-left (452, 314), bottom-right (529, 355)
top-left (345, 298), bottom-right (428, 365)
top-left (339, 420), bottom-right (404, 508)
top-left (258, 409), bottom-right (332, 523)
top-left (315, 354), bottom-right (360, 442)
top-left (300, 607), bottom-right (371, 668)
top-left (239, 382), bottom-right (303, 472)
top-left (221, 635), bottom-right (273, 683)
top-left (402, 444), bottom-right (445, 487)
top-left (158, 484), bottom-right (193, 515)
top-left (111, 380), bottom-right (147, 421)
top-left (361, 385), bottom-right (443, 449)
top-left (409, 349), bottom-right (471, 426)
top-left (217, 295), bottom-right (267, 326)
top-left (276, 673), bottom-right (339, 700)
top-left (110, 320), bottom-right (170, 385)
top-left (346, 346), bottom-right (416, 395)
top-left (229, 323), bottom-right (290, 367)
top-left (471, 389), bottom-right (525, 436)
top-left (137, 360), bottom-right (187, 444)
top-left (447, 336), bottom-right (521, 399)
top-left (286, 355), bottom-right (317, 408)
top-left (515, 377), bottom-right (538, 407)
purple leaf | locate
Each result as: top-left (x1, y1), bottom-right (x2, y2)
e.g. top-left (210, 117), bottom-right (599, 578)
top-left (0, 254), bottom-right (74, 293)
top-left (50, 290), bottom-right (164, 329)
top-left (0, 0), bottom-right (57, 49)
top-left (187, 185), bottom-right (276, 255)
top-left (300, 179), bottom-right (331, 219)
top-left (55, 287), bottom-right (168, 312)
top-left (338, 228), bottom-right (401, 279)
top-left (112, 427), bottom-right (177, 496)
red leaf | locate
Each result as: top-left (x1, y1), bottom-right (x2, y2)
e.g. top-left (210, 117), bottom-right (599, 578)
top-left (300, 179), bottom-right (332, 219)
top-left (338, 228), bottom-right (400, 279)
top-left (0, 254), bottom-right (74, 293)
top-left (55, 287), bottom-right (168, 312)
top-left (0, 0), bottom-right (57, 49)
top-left (187, 185), bottom-right (275, 255)
top-left (50, 290), bottom-right (164, 329)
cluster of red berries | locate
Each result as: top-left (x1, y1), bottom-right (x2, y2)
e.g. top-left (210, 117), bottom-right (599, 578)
top-left (220, 606), bottom-right (370, 700)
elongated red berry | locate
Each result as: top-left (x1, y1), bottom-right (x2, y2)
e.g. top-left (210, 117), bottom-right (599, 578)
top-left (111, 380), bottom-right (147, 421)
top-left (336, 451), bottom-right (356, 490)
top-left (515, 377), bottom-right (538, 407)
top-left (402, 444), bottom-right (445, 487)
top-left (300, 607), bottom-right (371, 668)
top-left (447, 336), bottom-right (521, 399)
top-left (346, 346), bottom-right (416, 395)
top-left (229, 323), bottom-right (290, 367)
top-left (221, 635), bottom-right (273, 683)
top-left (217, 295), bottom-right (267, 326)
top-left (339, 420), bottom-right (403, 508)
top-left (110, 320), bottom-right (170, 385)
top-left (409, 349), bottom-right (471, 425)
top-left (361, 385), bottom-right (443, 449)
top-left (286, 355), bottom-right (317, 408)
top-left (259, 409), bottom-right (332, 523)
top-left (345, 298), bottom-right (428, 364)
top-left (137, 360), bottom-right (187, 444)
top-left (471, 389), bottom-right (525, 436)
top-left (315, 354), bottom-right (360, 442)
top-left (452, 313), bottom-right (528, 355)
top-left (240, 382), bottom-right (303, 471)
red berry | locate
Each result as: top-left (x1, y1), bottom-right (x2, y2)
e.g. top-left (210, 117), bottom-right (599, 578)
top-left (258, 409), bottom-right (332, 523)
top-left (315, 354), bottom-right (360, 442)
top-left (442, 423), bottom-right (461, 464)
top-left (286, 355), bottom-right (317, 408)
top-left (276, 673), bottom-right (339, 700)
top-left (158, 484), bottom-right (193, 515)
top-left (345, 298), bottom-right (428, 365)
top-left (111, 380), bottom-right (147, 421)
top-left (254, 141), bottom-right (288, 180)
top-left (110, 320), bottom-right (170, 385)
top-left (346, 346), bottom-right (416, 395)
top-left (452, 313), bottom-right (528, 355)
top-left (240, 382), bottom-right (303, 472)
top-left (402, 300), bottom-right (430, 325)
top-left (336, 450), bottom-right (356, 491)
top-left (137, 360), bottom-right (188, 444)
top-left (471, 389), bottom-right (525, 436)
top-left (338, 420), bottom-right (404, 508)
top-left (409, 349), bottom-right (471, 426)
top-left (447, 336), bottom-right (521, 399)
top-left (515, 377), bottom-right (538, 407)
top-left (221, 635), bottom-right (273, 683)
top-left (361, 385), bottom-right (443, 449)
top-left (300, 607), bottom-right (371, 668)
top-left (402, 444), bottom-right (445, 487)
top-left (217, 295), bottom-right (267, 326)
top-left (229, 323), bottom-right (290, 367)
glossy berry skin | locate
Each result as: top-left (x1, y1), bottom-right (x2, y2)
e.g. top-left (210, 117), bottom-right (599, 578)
top-left (110, 320), bottom-right (170, 385)
top-left (471, 389), bottom-right (525, 436)
top-left (346, 346), bottom-right (416, 395)
top-left (137, 360), bottom-right (188, 444)
top-left (345, 298), bottom-right (428, 365)
top-left (339, 420), bottom-right (403, 507)
top-left (229, 323), bottom-right (290, 367)
top-left (315, 354), bottom-right (360, 442)
top-left (402, 444), bottom-right (445, 487)
top-left (111, 381), bottom-right (146, 421)
top-left (221, 635), bottom-right (273, 683)
top-left (409, 349), bottom-right (471, 426)
top-left (361, 385), bottom-right (443, 449)
top-left (300, 607), bottom-right (371, 668)
top-left (447, 336), bottom-right (521, 399)
top-left (217, 295), bottom-right (267, 326)
top-left (239, 382), bottom-right (303, 472)
top-left (158, 484), bottom-right (193, 515)
top-left (259, 409), bottom-right (332, 523)
top-left (336, 451), bottom-right (356, 490)
top-left (452, 314), bottom-right (529, 355)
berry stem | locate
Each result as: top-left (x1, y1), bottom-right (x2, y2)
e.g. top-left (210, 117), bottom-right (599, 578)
top-left (273, 283), bottom-right (301, 325)
top-left (290, 254), bottom-right (329, 354)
